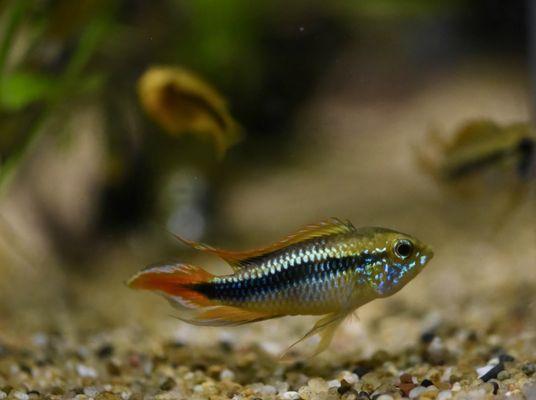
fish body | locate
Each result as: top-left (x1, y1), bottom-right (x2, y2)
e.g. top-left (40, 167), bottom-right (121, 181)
top-left (128, 218), bottom-right (433, 355)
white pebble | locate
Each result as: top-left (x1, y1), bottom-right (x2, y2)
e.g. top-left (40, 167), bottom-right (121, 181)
top-left (327, 379), bottom-right (341, 389)
top-left (476, 364), bottom-right (494, 378)
top-left (440, 367), bottom-right (453, 382)
top-left (220, 369), bottom-right (235, 381)
top-left (0, 391), bottom-right (6, 400)
top-left (83, 386), bottom-right (100, 396)
top-left (376, 395), bottom-right (393, 400)
top-left (437, 390), bottom-right (452, 400)
top-left (451, 382), bottom-right (461, 392)
top-left (77, 364), bottom-right (97, 378)
top-left (252, 384), bottom-right (276, 395)
top-left (308, 377), bottom-right (328, 392)
top-left (340, 371), bottom-right (359, 384)
top-left (11, 392), bottom-right (29, 400)
top-left (409, 386), bottom-right (428, 398)
top-left (281, 391), bottom-right (300, 400)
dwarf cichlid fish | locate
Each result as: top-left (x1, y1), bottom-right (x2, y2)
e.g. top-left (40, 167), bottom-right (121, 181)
top-left (128, 218), bottom-right (433, 356)
top-left (418, 119), bottom-right (535, 182)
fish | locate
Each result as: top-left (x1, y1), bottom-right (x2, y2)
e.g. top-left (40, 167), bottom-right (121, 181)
top-left (416, 119), bottom-right (535, 227)
top-left (417, 119), bottom-right (535, 183)
top-left (128, 218), bottom-right (433, 357)
top-left (137, 66), bottom-right (242, 158)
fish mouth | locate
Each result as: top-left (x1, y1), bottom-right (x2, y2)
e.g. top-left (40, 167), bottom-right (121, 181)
top-left (419, 245), bottom-right (434, 266)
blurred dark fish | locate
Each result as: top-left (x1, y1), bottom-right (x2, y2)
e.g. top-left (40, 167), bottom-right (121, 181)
top-left (128, 218), bottom-right (433, 356)
top-left (137, 66), bottom-right (242, 158)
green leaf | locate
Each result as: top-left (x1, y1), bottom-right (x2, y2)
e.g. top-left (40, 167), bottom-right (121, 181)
top-left (0, 71), bottom-right (56, 111)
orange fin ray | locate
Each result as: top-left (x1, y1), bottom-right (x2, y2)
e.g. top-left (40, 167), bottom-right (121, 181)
top-left (174, 217), bottom-right (356, 270)
top-left (175, 305), bottom-right (276, 327)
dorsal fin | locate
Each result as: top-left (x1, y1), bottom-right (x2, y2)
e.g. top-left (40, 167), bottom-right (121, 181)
top-left (173, 217), bottom-right (356, 271)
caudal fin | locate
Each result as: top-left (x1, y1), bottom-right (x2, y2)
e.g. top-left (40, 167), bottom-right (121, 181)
top-left (128, 263), bottom-right (214, 309)
top-left (128, 262), bottom-right (275, 326)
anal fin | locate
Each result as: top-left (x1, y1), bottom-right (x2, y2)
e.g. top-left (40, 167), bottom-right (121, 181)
top-left (176, 305), bottom-right (277, 327)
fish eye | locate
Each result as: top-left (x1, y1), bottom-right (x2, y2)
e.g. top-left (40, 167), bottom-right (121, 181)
top-left (393, 239), bottom-right (413, 259)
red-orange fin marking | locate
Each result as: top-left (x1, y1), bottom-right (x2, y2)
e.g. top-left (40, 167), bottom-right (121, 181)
top-left (174, 217), bottom-right (356, 270)
top-left (128, 263), bottom-right (277, 326)
top-left (127, 263), bottom-right (213, 308)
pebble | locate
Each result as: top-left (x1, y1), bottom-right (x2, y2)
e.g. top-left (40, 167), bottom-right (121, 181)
top-left (340, 371), bottom-right (359, 385)
top-left (437, 390), bottom-right (452, 400)
top-left (83, 387), bottom-right (100, 397)
top-left (160, 377), bottom-right (176, 391)
top-left (522, 381), bottom-right (536, 399)
top-left (478, 363), bottom-right (504, 382)
top-left (375, 395), bottom-right (393, 400)
top-left (327, 379), bottom-right (341, 389)
top-left (219, 369), bottom-right (235, 381)
top-left (497, 370), bottom-right (510, 380)
top-left (10, 392), bottom-right (29, 400)
top-left (308, 377), bottom-right (328, 392)
top-left (77, 364), bottom-right (98, 378)
top-left (420, 379), bottom-right (434, 387)
top-left (522, 362), bottom-right (536, 377)
top-left (408, 386), bottom-right (427, 398)
top-left (280, 391), bottom-right (300, 400)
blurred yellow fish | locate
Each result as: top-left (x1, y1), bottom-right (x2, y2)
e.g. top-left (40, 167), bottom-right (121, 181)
top-left (417, 120), bottom-right (535, 224)
top-left (128, 218), bottom-right (433, 357)
top-left (137, 66), bottom-right (242, 158)
top-left (418, 119), bottom-right (535, 183)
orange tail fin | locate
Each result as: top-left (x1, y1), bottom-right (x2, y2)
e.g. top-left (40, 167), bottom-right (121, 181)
top-left (128, 262), bottom-right (276, 326)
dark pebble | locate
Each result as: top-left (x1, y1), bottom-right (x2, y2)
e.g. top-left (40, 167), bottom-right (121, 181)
top-left (522, 362), bottom-right (536, 376)
top-left (353, 365), bottom-right (372, 377)
top-left (219, 340), bottom-right (233, 352)
top-left (337, 379), bottom-right (353, 395)
top-left (1, 386), bottom-right (12, 395)
top-left (96, 344), bottom-right (114, 359)
top-left (160, 377), bottom-right (176, 391)
top-left (467, 331), bottom-right (478, 342)
top-left (479, 363), bottom-right (504, 382)
top-left (498, 354), bottom-right (515, 363)
top-left (421, 379), bottom-right (434, 387)
top-left (107, 360), bottom-right (121, 376)
top-left (491, 381), bottom-right (499, 395)
top-left (72, 387), bottom-right (84, 395)
top-left (357, 391), bottom-right (370, 399)
top-left (164, 340), bottom-right (185, 349)
top-left (399, 373), bottom-right (413, 384)
top-left (420, 330), bottom-right (436, 343)
top-left (19, 363), bottom-right (32, 374)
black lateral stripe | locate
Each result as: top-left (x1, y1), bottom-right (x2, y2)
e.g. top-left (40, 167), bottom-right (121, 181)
top-left (445, 148), bottom-right (513, 179)
top-left (192, 253), bottom-right (380, 302)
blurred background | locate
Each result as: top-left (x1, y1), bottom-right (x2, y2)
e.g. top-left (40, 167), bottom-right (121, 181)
top-left (0, 0), bottom-right (534, 365)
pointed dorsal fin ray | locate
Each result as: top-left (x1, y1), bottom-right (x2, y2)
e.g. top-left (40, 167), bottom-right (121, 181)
top-left (173, 217), bottom-right (356, 271)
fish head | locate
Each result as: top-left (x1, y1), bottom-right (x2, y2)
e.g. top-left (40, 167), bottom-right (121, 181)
top-left (356, 228), bottom-right (433, 298)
